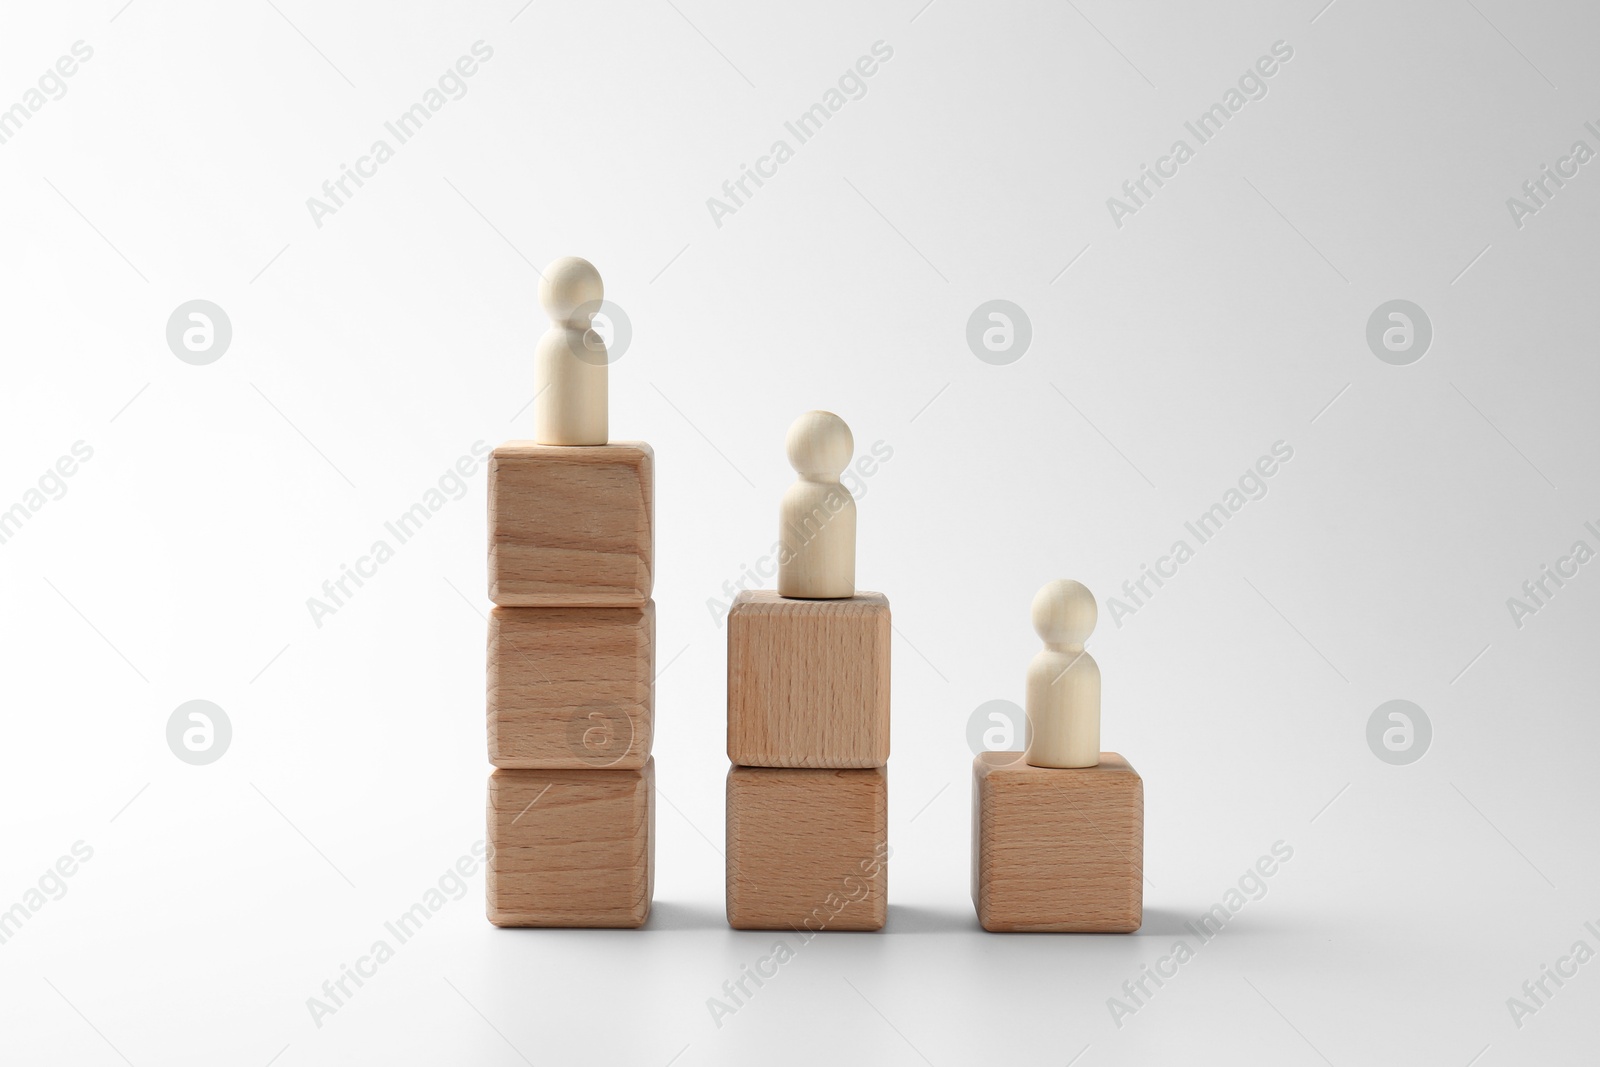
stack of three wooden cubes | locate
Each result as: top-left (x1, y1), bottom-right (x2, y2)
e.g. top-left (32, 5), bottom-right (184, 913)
top-left (484, 441), bottom-right (656, 928)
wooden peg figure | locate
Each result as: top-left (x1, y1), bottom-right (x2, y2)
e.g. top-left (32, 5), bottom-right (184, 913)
top-left (1024, 579), bottom-right (1101, 768)
top-left (534, 256), bottom-right (608, 445)
top-left (777, 411), bottom-right (856, 599)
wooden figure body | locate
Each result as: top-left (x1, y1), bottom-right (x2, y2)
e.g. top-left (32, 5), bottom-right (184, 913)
top-left (534, 256), bottom-right (608, 445)
top-left (1024, 579), bottom-right (1100, 768)
top-left (777, 411), bottom-right (856, 599)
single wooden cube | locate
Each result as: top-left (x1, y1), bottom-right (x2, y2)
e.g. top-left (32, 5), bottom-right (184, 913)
top-left (487, 603), bottom-right (653, 769)
top-left (971, 752), bottom-right (1143, 932)
top-left (488, 441), bottom-right (653, 607)
top-left (486, 760), bottom-right (653, 928)
top-left (727, 590), bottom-right (890, 768)
top-left (725, 766), bottom-right (888, 931)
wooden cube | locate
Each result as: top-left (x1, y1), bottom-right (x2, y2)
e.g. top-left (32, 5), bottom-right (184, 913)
top-left (487, 603), bottom-right (653, 769)
top-left (486, 760), bottom-right (653, 928)
top-left (727, 590), bottom-right (890, 768)
top-left (725, 766), bottom-right (887, 931)
top-left (488, 441), bottom-right (653, 607)
top-left (971, 752), bottom-right (1142, 932)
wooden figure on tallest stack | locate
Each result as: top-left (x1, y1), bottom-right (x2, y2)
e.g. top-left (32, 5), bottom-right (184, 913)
top-left (725, 411), bottom-right (890, 931)
top-left (484, 256), bottom-right (657, 928)
top-left (533, 256), bottom-right (608, 446)
top-left (971, 579), bottom-right (1143, 932)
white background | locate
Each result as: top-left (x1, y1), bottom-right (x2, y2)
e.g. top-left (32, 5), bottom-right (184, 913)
top-left (1, 1), bottom-right (1597, 1064)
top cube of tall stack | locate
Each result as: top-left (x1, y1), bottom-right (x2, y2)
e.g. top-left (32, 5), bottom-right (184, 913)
top-left (488, 442), bottom-right (653, 607)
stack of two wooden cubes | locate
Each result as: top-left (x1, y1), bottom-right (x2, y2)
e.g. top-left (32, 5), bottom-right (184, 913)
top-left (484, 441), bottom-right (656, 928)
top-left (724, 591), bottom-right (892, 931)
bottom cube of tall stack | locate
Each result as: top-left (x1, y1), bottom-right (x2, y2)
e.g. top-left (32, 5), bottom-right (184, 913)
top-left (487, 759), bottom-right (654, 928)
top-left (971, 751), bottom-right (1142, 932)
top-left (726, 766), bottom-right (888, 931)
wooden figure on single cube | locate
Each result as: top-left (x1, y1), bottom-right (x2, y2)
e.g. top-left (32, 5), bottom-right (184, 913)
top-left (971, 579), bottom-right (1143, 932)
top-left (727, 411), bottom-right (889, 767)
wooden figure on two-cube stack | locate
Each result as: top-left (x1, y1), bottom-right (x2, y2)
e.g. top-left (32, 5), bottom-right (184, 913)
top-left (484, 257), bottom-right (656, 928)
top-left (971, 579), bottom-right (1143, 932)
top-left (725, 412), bottom-right (890, 931)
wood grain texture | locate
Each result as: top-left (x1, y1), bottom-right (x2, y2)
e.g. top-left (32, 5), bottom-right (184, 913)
top-left (727, 590), bottom-right (889, 768)
top-left (488, 603), bottom-right (653, 769)
top-left (487, 442), bottom-right (653, 607)
top-left (971, 751), bottom-right (1142, 933)
top-left (726, 766), bottom-right (887, 931)
top-left (487, 760), bottom-right (654, 928)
